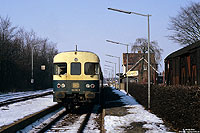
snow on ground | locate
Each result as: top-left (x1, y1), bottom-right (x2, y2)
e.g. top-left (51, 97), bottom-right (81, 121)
top-left (0, 88), bottom-right (171, 132)
top-left (0, 88), bottom-right (52, 102)
top-left (104, 88), bottom-right (171, 133)
top-left (0, 94), bottom-right (56, 128)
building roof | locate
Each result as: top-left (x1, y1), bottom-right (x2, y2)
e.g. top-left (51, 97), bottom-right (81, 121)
top-left (165, 41), bottom-right (200, 60)
top-left (123, 53), bottom-right (155, 66)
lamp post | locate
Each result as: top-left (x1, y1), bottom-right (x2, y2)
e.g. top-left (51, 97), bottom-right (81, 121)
top-left (31, 47), bottom-right (34, 84)
top-left (106, 40), bottom-right (129, 94)
top-left (106, 54), bottom-right (121, 89)
top-left (108, 7), bottom-right (152, 109)
top-left (105, 61), bottom-right (117, 88)
top-left (31, 44), bottom-right (39, 84)
top-left (103, 69), bottom-right (108, 79)
top-left (104, 65), bottom-right (114, 86)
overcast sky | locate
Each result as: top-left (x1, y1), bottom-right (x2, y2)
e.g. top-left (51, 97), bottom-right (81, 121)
top-left (1, 0), bottom-right (199, 76)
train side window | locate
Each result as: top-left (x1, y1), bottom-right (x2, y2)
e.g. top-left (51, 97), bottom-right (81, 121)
top-left (71, 62), bottom-right (81, 75)
top-left (54, 63), bottom-right (67, 75)
top-left (85, 63), bottom-right (99, 75)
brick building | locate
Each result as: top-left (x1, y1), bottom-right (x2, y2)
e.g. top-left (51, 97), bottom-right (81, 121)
top-left (122, 52), bottom-right (158, 84)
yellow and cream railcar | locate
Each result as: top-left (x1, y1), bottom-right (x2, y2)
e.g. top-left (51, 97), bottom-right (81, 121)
top-left (53, 51), bottom-right (103, 107)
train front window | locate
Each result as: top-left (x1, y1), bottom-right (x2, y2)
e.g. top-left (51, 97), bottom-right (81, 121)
top-left (85, 63), bottom-right (99, 75)
top-left (54, 63), bottom-right (67, 75)
top-left (71, 62), bottom-right (81, 75)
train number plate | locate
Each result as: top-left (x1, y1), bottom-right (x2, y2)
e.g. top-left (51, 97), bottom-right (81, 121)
top-left (72, 82), bottom-right (80, 88)
top-left (72, 89), bottom-right (80, 92)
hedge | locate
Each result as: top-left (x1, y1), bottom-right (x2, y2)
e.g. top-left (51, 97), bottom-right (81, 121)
top-left (128, 83), bottom-right (200, 130)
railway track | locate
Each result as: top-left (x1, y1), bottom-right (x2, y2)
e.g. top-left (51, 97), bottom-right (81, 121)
top-left (0, 103), bottom-right (62, 133)
top-left (31, 108), bottom-right (91, 133)
top-left (32, 105), bottom-right (102, 133)
top-left (0, 91), bottom-right (53, 107)
top-left (0, 104), bottom-right (104, 133)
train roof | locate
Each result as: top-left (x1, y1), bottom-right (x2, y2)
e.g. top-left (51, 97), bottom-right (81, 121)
top-left (58, 50), bottom-right (98, 55)
top-left (54, 50), bottom-right (100, 62)
top-left (165, 41), bottom-right (200, 60)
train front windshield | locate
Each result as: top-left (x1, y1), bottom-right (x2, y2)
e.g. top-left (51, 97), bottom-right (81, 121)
top-left (54, 63), bottom-right (67, 75)
top-left (85, 63), bottom-right (99, 75)
top-left (71, 62), bottom-right (81, 75)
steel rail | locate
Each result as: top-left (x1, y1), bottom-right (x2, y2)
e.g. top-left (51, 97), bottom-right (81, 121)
top-left (34, 104), bottom-right (104, 132)
top-left (0, 103), bottom-right (61, 133)
top-left (29, 108), bottom-right (66, 133)
top-left (77, 111), bottom-right (92, 133)
top-left (43, 105), bottom-right (95, 133)
top-left (0, 91), bottom-right (53, 107)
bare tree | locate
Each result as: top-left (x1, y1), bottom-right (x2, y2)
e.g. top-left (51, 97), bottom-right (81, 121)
top-left (0, 16), bottom-right (17, 41)
top-left (168, 2), bottom-right (200, 46)
top-left (0, 16), bottom-right (58, 92)
top-left (131, 38), bottom-right (163, 65)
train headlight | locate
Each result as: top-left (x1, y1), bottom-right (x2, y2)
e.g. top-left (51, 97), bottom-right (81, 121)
top-left (86, 84), bottom-right (90, 88)
top-left (61, 83), bottom-right (65, 88)
top-left (57, 83), bottom-right (61, 88)
top-left (91, 84), bottom-right (95, 88)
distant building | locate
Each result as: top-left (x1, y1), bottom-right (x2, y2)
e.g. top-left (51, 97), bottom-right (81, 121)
top-left (122, 52), bottom-right (158, 84)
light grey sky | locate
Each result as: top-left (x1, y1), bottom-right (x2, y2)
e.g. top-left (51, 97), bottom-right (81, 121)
top-left (0, 0), bottom-right (199, 76)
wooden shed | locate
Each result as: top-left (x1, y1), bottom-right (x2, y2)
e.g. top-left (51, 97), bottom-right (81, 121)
top-left (165, 41), bottom-right (200, 85)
